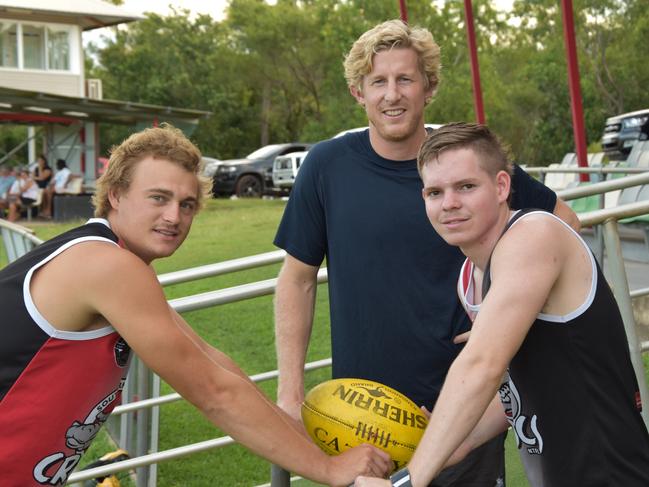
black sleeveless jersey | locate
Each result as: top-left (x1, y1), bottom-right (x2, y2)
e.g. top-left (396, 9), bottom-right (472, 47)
top-left (0, 219), bottom-right (131, 486)
top-left (471, 210), bottom-right (649, 486)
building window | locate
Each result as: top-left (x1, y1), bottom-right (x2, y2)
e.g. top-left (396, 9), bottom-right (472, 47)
top-left (23, 24), bottom-right (45, 69)
top-left (0, 23), bottom-right (18, 68)
top-left (48, 27), bottom-right (70, 70)
top-left (0, 21), bottom-right (74, 72)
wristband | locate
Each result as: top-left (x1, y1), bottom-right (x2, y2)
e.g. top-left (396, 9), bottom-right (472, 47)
top-left (390, 468), bottom-right (412, 487)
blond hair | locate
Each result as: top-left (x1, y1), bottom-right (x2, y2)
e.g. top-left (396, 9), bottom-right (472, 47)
top-left (93, 124), bottom-right (211, 218)
top-left (417, 122), bottom-right (514, 178)
top-left (343, 19), bottom-right (441, 94)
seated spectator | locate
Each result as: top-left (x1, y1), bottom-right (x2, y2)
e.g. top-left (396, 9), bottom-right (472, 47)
top-left (0, 165), bottom-right (16, 214)
top-left (32, 154), bottom-right (52, 190)
top-left (7, 169), bottom-right (39, 222)
top-left (40, 159), bottom-right (72, 218)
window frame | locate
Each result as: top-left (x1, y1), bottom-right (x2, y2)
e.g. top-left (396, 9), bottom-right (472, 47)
top-left (0, 20), bottom-right (80, 73)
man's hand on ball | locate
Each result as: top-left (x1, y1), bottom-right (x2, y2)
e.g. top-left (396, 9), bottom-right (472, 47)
top-left (326, 444), bottom-right (391, 487)
top-left (354, 476), bottom-right (391, 486)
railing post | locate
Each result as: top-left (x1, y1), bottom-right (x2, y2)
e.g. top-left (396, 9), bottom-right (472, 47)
top-left (270, 464), bottom-right (291, 487)
top-left (602, 219), bottom-right (649, 428)
top-left (136, 358), bottom-right (151, 486)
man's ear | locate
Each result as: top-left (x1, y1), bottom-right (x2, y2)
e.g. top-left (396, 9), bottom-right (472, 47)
top-left (108, 188), bottom-right (121, 210)
top-left (496, 170), bottom-right (511, 203)
top-left (349, 85), bottom-right (365, 106)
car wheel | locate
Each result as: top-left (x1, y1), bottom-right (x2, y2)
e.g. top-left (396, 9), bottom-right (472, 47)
top-left (235, 174), bottom-right (263, 198)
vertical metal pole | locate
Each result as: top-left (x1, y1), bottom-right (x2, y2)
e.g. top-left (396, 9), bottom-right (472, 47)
top-left (136, 359), bottom-right (150, 486)
top-left (602, 219), bottom-right (649, 427)
top-left (121, 357), bottom-right (138, 452)
top-left (560, 0), bottom-right (589, 182)
top-left (27, 126), bottom-right (36, 163)
top-left (463, 0), bottom-right (486, 124)
top-left (271, 464), bottom-right (291, 487)
top-left (148, 373), bottom-right (161, 486)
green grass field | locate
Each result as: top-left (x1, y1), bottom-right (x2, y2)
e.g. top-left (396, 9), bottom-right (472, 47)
top-left (2, 198), bottom-right (648, 486)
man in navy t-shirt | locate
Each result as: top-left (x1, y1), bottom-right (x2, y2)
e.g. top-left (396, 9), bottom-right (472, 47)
top-left (273, 19), bottom-right (579, 485)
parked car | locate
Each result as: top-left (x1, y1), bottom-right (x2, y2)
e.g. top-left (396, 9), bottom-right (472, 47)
top-left (201, 157), bottom-right (222, 178)
top-left (601, 109), bottom-right (649, 160)
top-left (272, 151), bottom-right (309, 191)
top-left (211, 143), bottom-right (312, 198)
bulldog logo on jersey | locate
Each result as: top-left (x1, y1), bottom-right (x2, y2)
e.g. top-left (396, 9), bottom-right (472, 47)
top-left (114, 337), bottom-right (131, 367)
top-left (32, 380), bottom-right (125, 485)
top-left (499, 371), bottom-right (544, 455)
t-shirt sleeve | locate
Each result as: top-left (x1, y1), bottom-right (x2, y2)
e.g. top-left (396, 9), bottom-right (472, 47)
top-left (273, 145), bottom-right (328, 266)
top-left (510, 164), bottom-right (557, 212)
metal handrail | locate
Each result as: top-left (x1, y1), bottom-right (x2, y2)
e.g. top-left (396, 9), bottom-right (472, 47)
top-left (67, 359), bottom-right (333, 484)
top-left (158, 249), bottom-right (286, 286)
top-left (109, 203), bottom-right (649, 419)
top-left (524, 166), bottom-right (648, 175)
top-left (64, 197), bottom-right (649, 486)
top-left (556, 172), bottom-right (649, 201)
top-left (0, 218), bottom-right (43, 244)
top-left (112, 358), bottom-right (332, 416)
top-left (0, 170), bottom-right (624, 484)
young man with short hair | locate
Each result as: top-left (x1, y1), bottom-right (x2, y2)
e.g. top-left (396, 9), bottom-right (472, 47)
top-left (355, 122), bottom-right (649, 487)
top-left (274, 19), bottom-right (578, 485)
top-left (0, 125), bottom-right (390, 486)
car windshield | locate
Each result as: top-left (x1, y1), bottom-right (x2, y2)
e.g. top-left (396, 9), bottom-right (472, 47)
top-left (246, 144), bottom-right (284, 159)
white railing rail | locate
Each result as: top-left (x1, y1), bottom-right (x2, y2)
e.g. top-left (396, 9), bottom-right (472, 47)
top-left (158, 249), bottom-right (287, 286)
top-left (65, 200), bottom-right (649, 486)
top-left (1, 171), bottom-right (641, 486)
top-left (525, 166), bottom-right (648, 175)
top-left (0, 219), bottom-right (43, 262)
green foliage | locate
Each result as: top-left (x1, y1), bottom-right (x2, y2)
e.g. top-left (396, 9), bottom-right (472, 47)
top-left (83, 0), bottom-right (649, 166)
top-left (84, 0), bottom-right (649, 167)
top-left (0, 126), bottom-right (30, 166)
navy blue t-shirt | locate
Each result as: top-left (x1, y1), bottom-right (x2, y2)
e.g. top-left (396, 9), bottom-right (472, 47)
top-left (274, 129), bottom-right (556, 408)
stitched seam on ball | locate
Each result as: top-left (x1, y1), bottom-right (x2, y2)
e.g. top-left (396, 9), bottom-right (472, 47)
top-left (303, 402), bottom-right (416, 451)
top-left (304, 402), bottom-right (356, 430)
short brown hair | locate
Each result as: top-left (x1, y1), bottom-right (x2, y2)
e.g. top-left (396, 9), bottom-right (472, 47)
top-left (417, 122), bottom-right (513, 178)
top-left (93, 124), bottom-right (211, 218)
top-left (343, 19), bottom-right (441, 95)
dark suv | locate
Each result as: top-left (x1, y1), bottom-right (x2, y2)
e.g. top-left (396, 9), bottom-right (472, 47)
top-left (601, 109), bottom-right (649, 160)
top-left (212, 142), bottom-right (312, 198)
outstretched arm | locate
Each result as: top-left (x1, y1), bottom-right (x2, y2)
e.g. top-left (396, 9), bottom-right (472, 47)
top-left (52, 244), bottom-right (390, 486)
top-left (357, 216), bottom-right (566, 487)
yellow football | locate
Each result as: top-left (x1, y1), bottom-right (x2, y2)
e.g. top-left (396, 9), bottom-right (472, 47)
top-left (301, 378), bottom-right (427, 472)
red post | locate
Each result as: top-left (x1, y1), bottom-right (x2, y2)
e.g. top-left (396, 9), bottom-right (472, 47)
top-left (560, 0), bottom-right (589, 182)
top-left (399, 0), bottom-right (408, 23)
top-left (463, 0), bottom-right (486, 124)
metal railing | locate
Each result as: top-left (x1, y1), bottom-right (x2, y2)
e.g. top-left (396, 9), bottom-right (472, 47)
top-left (0, 218), bottom-right (43, 262)
top-left (69, 213), bottom-right (649, 486)
top-left (1, 171), bottom-right (643, 486)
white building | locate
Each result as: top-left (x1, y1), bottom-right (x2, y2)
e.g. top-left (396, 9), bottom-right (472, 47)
top-left (0, 1), bottom-right (209, 190)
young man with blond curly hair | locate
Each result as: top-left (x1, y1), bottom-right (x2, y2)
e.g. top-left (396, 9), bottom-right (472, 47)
top-left (274, 20), bottom-right (578, 486)
top-left (0, 125), bottom-right (390, 487)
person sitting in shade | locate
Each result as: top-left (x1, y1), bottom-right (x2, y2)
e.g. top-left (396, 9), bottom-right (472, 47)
top-left (7, 168), bottom-right (39, 222)
top-left (40, 158), bottom-right (72, 219)
top-left (0, 165), bottom-right (17, 215)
